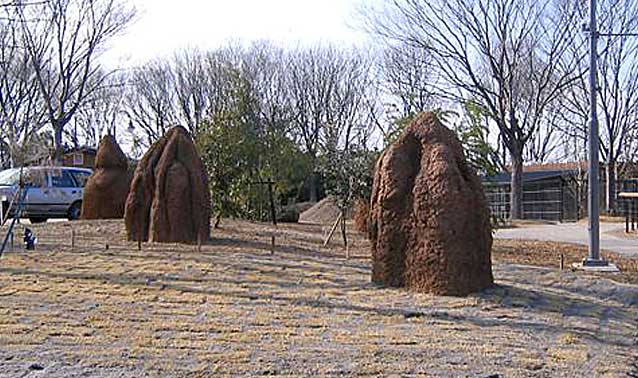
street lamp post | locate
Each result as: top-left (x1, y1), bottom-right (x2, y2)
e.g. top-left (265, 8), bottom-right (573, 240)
top-left (580, 0), bottom-right (621, 271)
top-left (585, 0), bottom-right (605, 266)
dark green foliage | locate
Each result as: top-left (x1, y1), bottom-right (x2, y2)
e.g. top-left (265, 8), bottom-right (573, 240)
top-left (453, 101), bottom-right (500, 176)
top-left (195, 65), bottom-right (312, 221)
top-left (320, 147), bottom-right (376, 212)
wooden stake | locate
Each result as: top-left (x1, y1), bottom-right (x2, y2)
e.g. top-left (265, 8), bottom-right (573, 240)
top-left (560, 253), bottom-right (564, 271)
top-left (340, 211), bottom-right (348, 248)
top-left (71, 229), bottom-right (75, 249)
top-left (323, 213), bottom-right (343, 247)
top-left (270, 234), bottom-right (276, 255)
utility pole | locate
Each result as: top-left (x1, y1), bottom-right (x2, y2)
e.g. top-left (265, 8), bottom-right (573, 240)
top-left (579, 0), bottom-right (617, 271)
top-left (585, 0), bottom-right (604, 266)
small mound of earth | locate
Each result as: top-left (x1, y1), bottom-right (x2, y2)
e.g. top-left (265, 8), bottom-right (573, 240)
top-left (277, 202), bottom-right (316, 223)
top-left (299, 196), bottom-right (341, 224)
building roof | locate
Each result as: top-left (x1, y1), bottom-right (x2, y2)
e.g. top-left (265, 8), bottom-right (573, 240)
top-left (522, 161), bottom-right (588, 172)
top-left (484, 170), bottom-right (572, 185)
top-left (63, 145), bottom-right (97, 155)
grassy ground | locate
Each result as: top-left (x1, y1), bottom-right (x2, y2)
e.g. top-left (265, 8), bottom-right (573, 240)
top-left (0, 219), bottom-right (636, 377)
top-left (493, 239), bottom-right (638, 285)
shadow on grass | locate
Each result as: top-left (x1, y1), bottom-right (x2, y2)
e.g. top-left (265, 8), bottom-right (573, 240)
top-left (1, 262), bottom-right (634, 349)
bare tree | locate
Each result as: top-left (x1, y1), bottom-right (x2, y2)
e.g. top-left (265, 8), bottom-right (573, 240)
top-left (123, 58), bottom-right (178, 149)
top-left (380, 42), bottom-right (437, 121)
top-left (18, 0), bottom-right (135, 161)
top-left (173, 48), bottom-right (211, 135)
top-left (554, 0), bottom-right (638, 214)
top-left (0, 6), bottom-right (46, 167)
top-left (287, 45), bottom-right (375, 201)
top-left (73, 71), bottom-right (127, 148)
top-left (359, 0), bottom-right (585, 219)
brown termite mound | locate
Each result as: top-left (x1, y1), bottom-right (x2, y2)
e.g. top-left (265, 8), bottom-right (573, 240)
top-left (81, 135), bottom-right (131, 219)
top-left (124, 126), bottom-right (211, 243)
top-left (368, 112), bottom-right (493, 296)
top-left (352, 198), bottom-right (370, 234)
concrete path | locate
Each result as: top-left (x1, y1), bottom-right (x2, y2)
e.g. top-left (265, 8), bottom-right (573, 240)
top-left (495, 222), bottom-right (638, 257)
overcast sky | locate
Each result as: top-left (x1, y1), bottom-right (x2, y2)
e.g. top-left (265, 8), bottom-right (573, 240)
top-left (103, 0), bottom-right (370, 67)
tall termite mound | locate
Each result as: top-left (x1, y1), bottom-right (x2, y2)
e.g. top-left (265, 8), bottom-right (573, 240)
top-left (81, 135), bottom-right (131, 219)
top-left (369, 112), bottom-right (493, 296)
top-left (124, 126), bottom-right (210, 243)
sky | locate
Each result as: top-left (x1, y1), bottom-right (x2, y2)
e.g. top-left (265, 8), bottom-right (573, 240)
top-left (103, 0), bottom-right (371, 67)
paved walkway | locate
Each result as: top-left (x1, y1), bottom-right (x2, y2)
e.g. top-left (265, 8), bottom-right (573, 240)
top-left (495, 222), bottom-right (638, 257)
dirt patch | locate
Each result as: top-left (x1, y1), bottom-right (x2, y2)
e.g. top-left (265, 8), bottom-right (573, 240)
top-left (493, 238), bottom-right (638, 285)
top-left (0, 220), bottom-right (635, 377)
top-left (298, 196), bottom-right (340, 225)
top-left (605, 228), bottom-right (638, 240)
top-left (578, 215), bottom-right (626, 224)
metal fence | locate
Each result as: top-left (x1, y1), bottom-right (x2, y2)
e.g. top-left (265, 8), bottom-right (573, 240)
top-left (484, 181), bottom-right (578, 222)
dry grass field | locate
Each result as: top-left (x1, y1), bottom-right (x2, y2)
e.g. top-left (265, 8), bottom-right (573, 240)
top-left (0, 219), bottom-right (637, 377)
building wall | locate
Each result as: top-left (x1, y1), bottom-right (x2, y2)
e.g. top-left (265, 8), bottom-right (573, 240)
top-left (484, 178), bottom-right (579, 221)
top-left (61, 151), bottom-right (95, 169)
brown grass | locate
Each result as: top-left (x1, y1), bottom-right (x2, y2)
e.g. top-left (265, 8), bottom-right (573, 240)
top-left (493, 239), bottom-right (638, 285)
top-left (0, 219), bottom-right (635, 377)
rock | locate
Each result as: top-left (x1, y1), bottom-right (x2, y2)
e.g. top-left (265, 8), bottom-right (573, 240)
top-left (28, 363), bottom-right (44, 370)
top-left (124, 126), bottom-right (210, 243)
top-left (81, 135), bottom-right (131, 219)
top-left (369, 112), bottom-right (493, 296)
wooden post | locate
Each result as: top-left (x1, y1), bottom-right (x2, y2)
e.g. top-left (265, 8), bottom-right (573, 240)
top-left (324, 213), bottom-right (343, 247)
top-left (560, 253), bottom-right (564, 271)
top-left (340, 210), bottom-right (348, 258)
top-left (71, 229), bottom-right (75, 249)
top-left (197, 235), bottom-right (202, 253)
top-left (137, 240), bottom-right (142, 251)
top-left (559, 180), bottom-right (564, 223)
top-left (623, 198), bottom-right (629, 234)
top-left (633, 199), bottom-right (636, 231)
top-left (267, 181), bottom-right (277, 255)
top-left (268, 181), bottom-right (277, 226)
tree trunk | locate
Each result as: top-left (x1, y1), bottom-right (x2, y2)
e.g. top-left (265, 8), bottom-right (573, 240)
top-left (510, 154), bottom-right (524, 220)
top-left (309, 172), bottom-right (319, 202)
top-left (606, 160), bottom-right (617, 215)
top-left (52, 124), bottom-right (64, 164)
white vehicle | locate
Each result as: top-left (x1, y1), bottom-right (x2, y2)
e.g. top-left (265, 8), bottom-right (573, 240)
top-left (0, 166), bottom-right (92, 223)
